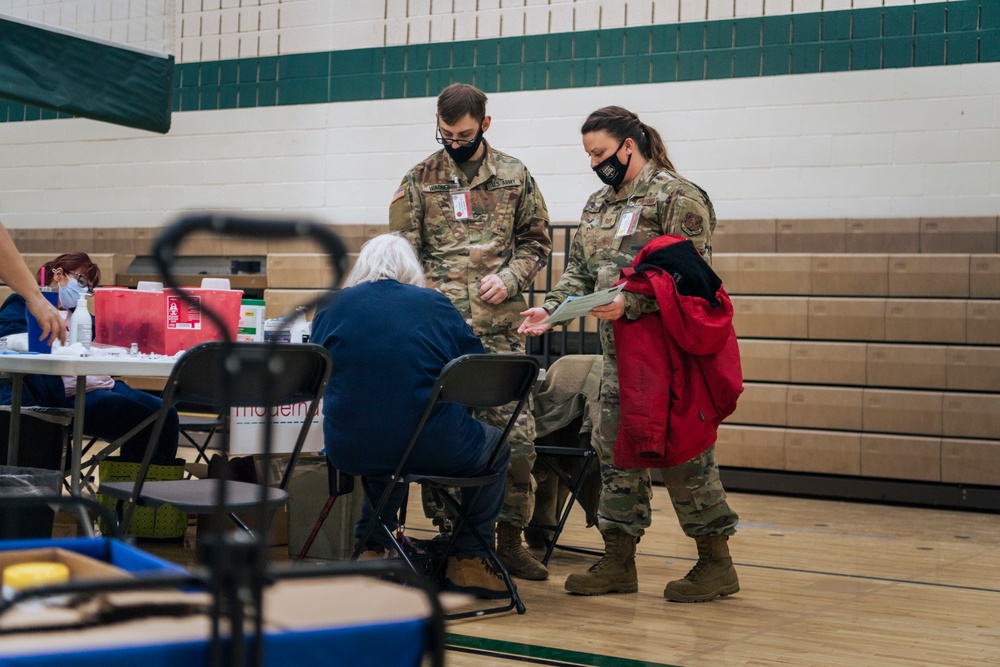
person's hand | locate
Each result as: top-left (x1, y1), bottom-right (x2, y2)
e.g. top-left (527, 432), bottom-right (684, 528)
top-left (590, 294), bottom-right (625, 321)
top-left (479, 273), bottom-right (509, 305)
top-left (518, 307), bottom-right (552, 336)
top-left (25, 293), bottom-right (67, 345)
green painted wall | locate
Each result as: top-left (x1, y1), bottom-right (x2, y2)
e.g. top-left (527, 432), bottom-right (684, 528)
top-left (2, 1), bottom-right (997, 124)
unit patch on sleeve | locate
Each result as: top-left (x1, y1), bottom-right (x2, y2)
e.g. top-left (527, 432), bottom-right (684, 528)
top-left (682, 212), bottom-right (704, 236)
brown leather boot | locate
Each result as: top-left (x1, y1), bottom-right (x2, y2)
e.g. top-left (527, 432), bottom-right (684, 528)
top-left (496, 521), bottom-right (549, 580)
top-left (444, 556), bottom-right (509, 599)
top-left (564, 528), bottom-right (638, 595)
top-left (663, 534), bottom-right (740, 603)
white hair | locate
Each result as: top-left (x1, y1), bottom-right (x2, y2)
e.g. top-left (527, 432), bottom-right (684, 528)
top-left (344, 234), bottom-right (425, 288)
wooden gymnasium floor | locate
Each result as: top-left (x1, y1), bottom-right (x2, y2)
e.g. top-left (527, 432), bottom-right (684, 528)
top-left (149, 481), bottom-right (1000, 667)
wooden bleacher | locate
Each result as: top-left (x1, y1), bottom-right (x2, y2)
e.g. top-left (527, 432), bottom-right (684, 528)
top-left (5, 218), bottom-right (999, 506)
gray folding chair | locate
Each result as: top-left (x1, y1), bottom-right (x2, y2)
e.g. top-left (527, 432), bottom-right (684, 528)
top-left (100, 341), bottom-right (331, 539)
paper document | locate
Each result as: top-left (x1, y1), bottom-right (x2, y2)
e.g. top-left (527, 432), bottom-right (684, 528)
top-left (542, 284), bottom-right (625, 325)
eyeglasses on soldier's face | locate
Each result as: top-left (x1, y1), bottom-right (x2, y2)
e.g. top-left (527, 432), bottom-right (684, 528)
top-left (434, 125), bottom-right (480, 147)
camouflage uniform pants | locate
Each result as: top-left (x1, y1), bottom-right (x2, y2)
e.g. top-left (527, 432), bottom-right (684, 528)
top-left (421, 332), bottom-right (537, 528)
top-left (593, 348), bottom-right (738, 538)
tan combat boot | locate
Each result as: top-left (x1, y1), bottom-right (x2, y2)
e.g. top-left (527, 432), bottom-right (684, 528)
top-left (564, 528), bottom-right (638, 595)
top-left (496, 522), bottom-right (549, 580)
top-left (444, 555), bottom-right (509, 599)
top-left (663, 534), bottom-right (740, 603)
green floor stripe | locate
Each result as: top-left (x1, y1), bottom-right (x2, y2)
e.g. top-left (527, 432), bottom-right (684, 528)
top-left (446, 633), bottom-right (683, 667)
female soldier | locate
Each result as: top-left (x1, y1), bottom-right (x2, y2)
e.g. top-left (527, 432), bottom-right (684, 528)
top-left (518, 106), bottom-right (740, 602)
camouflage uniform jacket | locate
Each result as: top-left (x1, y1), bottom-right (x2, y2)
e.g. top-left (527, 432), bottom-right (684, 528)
top-left (390, 141), bottom-right (551, 337)
top-left (542, 161), bottom-right (716, 354)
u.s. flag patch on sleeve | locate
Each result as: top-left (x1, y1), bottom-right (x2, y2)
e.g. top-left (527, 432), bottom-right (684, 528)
top-left (391, 184), bottom-right (406, 203)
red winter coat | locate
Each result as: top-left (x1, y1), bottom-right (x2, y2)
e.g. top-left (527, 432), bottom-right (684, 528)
top-left (612, 235), bottom-right (743, 469)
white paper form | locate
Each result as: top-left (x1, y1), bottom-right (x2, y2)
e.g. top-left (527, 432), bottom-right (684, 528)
top-left (542, 284), bottom-right (625, 325)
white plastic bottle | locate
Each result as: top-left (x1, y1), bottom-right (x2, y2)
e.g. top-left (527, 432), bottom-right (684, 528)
top-left (289, 308), bottom-right (309, 344)
top-left (69, 295), bottom-right (92, 349)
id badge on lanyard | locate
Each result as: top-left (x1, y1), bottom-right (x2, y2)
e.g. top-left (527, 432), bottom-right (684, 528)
top-left (615, 205), bottom-right (641, 238)
top-left (452, 187), bottom-right (472, 221)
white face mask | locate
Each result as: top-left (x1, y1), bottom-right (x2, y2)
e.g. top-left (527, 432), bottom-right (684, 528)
top-left (58, 280), bottom-right (86, 309)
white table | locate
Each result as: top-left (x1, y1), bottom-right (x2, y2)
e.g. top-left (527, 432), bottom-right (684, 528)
top-left (0, 351), bottom-right (177, 534)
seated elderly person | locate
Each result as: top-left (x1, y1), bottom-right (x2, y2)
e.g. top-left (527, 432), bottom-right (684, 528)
top-left (0, 252), bottom-right (179, 465)
top-left (311, 234), bottom-right (509, 599)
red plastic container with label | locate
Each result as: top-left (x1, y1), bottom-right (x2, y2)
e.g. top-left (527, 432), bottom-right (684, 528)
top-left (94, 287), bottom-right (243, 355)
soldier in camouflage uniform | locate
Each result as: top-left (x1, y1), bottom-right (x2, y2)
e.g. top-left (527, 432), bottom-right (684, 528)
top-left (390, 84), bottom-right (553, 581)
top-left (519, 106), bottom-right (740, 602)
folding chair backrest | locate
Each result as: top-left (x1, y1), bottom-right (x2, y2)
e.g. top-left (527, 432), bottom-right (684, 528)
top-left (434, 354), bottom-right (539, 410)
top-left (410, 354), bottom-right (540, 468)
top-left (164, 341), bottom-right (331, 411)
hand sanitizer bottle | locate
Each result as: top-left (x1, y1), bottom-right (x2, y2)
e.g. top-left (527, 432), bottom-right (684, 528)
top-left (69, 295), bottom-right (93, 349)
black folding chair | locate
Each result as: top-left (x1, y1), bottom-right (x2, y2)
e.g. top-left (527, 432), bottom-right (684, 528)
top-left (99, 341), bottom-right (331, 539)
top-left (353, 353), bottom-right (539, 619)
top-left (296, 457), bottom-right (356, 561)
top-left (530, 444), bottom-right (599, 566)
top-left (177, 404), bottom-right (227, 467)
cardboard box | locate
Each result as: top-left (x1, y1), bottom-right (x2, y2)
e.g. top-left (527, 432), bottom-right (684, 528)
top-left (808, 297), bottom-right (885, 341)
top-left (790, 341), bottom-right (866, 385)
top-left (237, 298), bottom-right (266, 342)
top-left (731, 296), bottom-right (809, 339)
top-left (286, 456), bottom-right (364, 561)
top-left (784, 429), bottom-right (860, 475)
top-left (887, 255), bottom-right (970, 298)
top-left (811, 254), bottom-right (888, 296)
top-left (94, 286), bottom-right (242, 355)
top-left (863, 389), bottom-right (943, 436)
top-left (866, 343), bottom-right (947, 389)
top-left (845, 218), bottom-right (920, 254)
top-left (861, 434), bottom-right (941, 481)
top-left (884, 299), bottom-right (966, 344)
top-left (737, 254), bottom-right (811, 295)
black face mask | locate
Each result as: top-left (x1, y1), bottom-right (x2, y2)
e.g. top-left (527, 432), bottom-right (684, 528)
top-left (592, 139), bottom-right (631, 189)
top-left (444, 125), bottom-right (484, 164)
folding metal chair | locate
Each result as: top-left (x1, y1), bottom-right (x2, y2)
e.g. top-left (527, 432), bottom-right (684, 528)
top-left (99, 341), bottom-right (332, 539)
top-left (353, 353), bottom-right (539, 619)
top-left (296, 457), bottom-right (356, 560)
top-left (177, 404), bottom-right (226, 466)
top-left (530, 444), bottom-right (599, 566)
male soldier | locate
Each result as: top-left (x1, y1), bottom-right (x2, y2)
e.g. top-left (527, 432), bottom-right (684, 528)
top-left (390, 84), bottom-right (552, 581)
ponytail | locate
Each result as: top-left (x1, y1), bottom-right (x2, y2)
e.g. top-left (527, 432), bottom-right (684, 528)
top-left (581, 106), bottom-right (676, 173)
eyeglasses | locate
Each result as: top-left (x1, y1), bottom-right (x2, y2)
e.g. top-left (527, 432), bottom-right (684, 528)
top-left (65, 270), bottom-right (93, 291)
top-left (434, 126), bottom-right (479, 147)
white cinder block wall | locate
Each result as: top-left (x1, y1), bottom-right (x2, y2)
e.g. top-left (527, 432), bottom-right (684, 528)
top-left (0, 0), bottom-right (997, 230)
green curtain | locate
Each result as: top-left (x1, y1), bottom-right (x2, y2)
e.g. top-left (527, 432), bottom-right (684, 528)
top-left (0, 16), bottom-right (173, 133)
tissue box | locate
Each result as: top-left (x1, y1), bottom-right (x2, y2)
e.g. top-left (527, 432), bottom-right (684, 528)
top-left (94, 287), bottom-right (243, 355)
